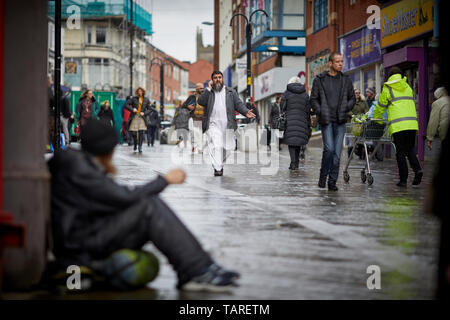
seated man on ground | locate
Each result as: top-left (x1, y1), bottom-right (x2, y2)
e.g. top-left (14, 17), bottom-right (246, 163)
top-left (47, 118), bottom-right (239, 291)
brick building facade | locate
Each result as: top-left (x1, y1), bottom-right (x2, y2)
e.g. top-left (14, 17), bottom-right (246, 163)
top-left (305, 0), bottom-right (381, 92)
top-left (147, 44), bottom-right (189, 105)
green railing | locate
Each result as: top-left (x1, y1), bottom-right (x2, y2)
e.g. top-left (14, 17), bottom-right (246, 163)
top-left (69, 90), bottom-right (126, 142)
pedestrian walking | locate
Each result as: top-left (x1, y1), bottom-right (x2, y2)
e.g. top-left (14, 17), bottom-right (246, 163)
top-left (373, 66), bottom-right (422, 187)
top-left (98, 100), bottom-right (115, 127)
top-left (426, 87), bottom-right (450, 154)
top-left (367, 92), bottom-right (387, 161)
top-left (126, 87), bottom-right (151, 153)
top-left (365, 87), bottom-right (376, 108)
top-left (310, 52), bottom-right (356, 191)
top-left (268, 95), bottom-right (282, 151)
top-left (280, 76), bottom-right (311, 170)
top-left (146, 101), bottom-right (160, 147)
top-left (347, 88), bottom-right (369, 122)
top-left (347, 88), bottom-right (370, 158)
top-left (197, 70), bottom-right (256, 176)
top-left (59, 88), bottom-right (74, 147)
top-left (121, 96), bottom-right (133, 145)
top-left (244, 98), bottom-right (260, 125)
top-left (47, 118), bottom-right (240, 292)
top-left (183, 83), bottom-right (205, 153)
top-left (171, 99), bottom-right (191, 149)
top-left (76, 89), bottom-right (100, 128)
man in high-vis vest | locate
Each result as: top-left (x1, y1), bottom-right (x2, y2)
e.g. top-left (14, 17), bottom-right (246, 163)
top-left (374, 67), bottom-right (423, 187)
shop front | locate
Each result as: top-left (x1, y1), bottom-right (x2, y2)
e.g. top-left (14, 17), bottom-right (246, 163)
top-left (306, 51), bottom-right (330, 93)
top-left (380, 0), bottom-right (438, 161)
top-left (339, 26), bottom-right (382, 99)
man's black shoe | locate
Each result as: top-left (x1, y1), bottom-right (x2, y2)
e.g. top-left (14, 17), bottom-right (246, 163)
top-left (289, 163), bottom-right (295, 170)
top-left (328, 182), bottom-right (338, 191)
top-left (396, 181), bottom-right (407, 187)
top-left (214, 169), bottom-right (223, 176)
top-left (412, 171), bottom-right (423, 185)
top-left (318, 176), bottom-right (327, 188)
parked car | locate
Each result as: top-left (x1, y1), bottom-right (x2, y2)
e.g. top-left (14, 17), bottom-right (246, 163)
top-left (236, 114), bottom-right (248, 129)
top-left (160, 120), bottom-right (172, 130)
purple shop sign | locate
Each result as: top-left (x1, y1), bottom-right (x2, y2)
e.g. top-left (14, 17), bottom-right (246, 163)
top-left (339, 27), bottom-right (381, 73)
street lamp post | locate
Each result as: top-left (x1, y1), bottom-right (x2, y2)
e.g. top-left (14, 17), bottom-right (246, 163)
top-left (150, 57), bottom-right (171, 119)
top-left (129, 0), bottom-right (134, 97)
top-left (54, 0), bottom-right (62, 150)
top-left (230, 9), bottom-right (268, 99)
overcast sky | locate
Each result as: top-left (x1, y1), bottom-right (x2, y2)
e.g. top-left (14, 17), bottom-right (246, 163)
top-left (149, 0), bottom-right (214, 63)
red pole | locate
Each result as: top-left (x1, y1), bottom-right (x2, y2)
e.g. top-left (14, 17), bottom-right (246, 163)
top-left (0, 0), bottom-right (4, 210)
top-left (0, 0), bottom-right (25, 292)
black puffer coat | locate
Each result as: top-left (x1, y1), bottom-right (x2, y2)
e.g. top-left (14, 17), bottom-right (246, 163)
top-left (280, 83), bottom-right (311, 146)
top-left (310, 71), bottom-right (355, 125)
top-left (48, 149), bottom-right (168, 268)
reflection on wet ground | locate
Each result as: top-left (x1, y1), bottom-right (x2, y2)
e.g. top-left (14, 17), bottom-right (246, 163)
top-left (4, 142), bottom-right (440, 300)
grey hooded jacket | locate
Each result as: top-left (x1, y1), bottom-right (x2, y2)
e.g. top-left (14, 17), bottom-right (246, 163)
top-left (197, 86), bottom-right (250, 133)
top-left (427, 87), bottom-right (450, 141)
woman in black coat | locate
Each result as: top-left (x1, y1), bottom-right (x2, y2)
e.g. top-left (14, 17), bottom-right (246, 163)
top-left (280, 77), bottom-right (312, 170)
top-left (98, 100), bottom-right (115, 127)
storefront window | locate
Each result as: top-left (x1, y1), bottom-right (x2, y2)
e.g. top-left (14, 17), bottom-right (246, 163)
top-left (363, 66), bottom-right (376, 93)
top-left (404, 67), bottom-right (419, 107)
top-left (348, 70), bottom-right (360, 91)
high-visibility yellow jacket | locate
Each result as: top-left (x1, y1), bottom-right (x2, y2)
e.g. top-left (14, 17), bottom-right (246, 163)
top-left (374, 74), bottom-right (419, 136)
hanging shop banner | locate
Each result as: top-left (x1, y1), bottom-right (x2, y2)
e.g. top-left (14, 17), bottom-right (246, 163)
top-left (236, 56), bottom-right (247, 93)
top-left (254, 67), bottom-right (299, 101)
top-left (381, 0), bottom-right (434, 48)
top-left (339, 27), bottom-right (381, 73)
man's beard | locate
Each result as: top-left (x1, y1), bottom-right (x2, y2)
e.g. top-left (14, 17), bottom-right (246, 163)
top-left (213, 81), bottom-right (224, 92)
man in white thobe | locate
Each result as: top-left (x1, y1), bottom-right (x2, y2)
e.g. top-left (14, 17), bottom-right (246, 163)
top-left (198, 71), bottom-right (255, 176)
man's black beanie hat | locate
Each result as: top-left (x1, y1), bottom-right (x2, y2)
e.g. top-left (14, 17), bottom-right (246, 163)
top-left (81, 118), bottom-right (118, 156)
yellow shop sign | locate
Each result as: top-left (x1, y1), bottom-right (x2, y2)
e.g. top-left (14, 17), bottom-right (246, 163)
top-left (381, 0), bottom-right (434, 48)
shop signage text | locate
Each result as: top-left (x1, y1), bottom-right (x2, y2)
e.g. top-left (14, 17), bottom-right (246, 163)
top-left (381, 0), bottom-right (434, 48)
top-left (339, 27), bottom-right (381, 73)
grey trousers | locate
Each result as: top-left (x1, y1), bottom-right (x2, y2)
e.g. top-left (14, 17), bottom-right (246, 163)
top-left (60, 116), bottom-right (70, 145)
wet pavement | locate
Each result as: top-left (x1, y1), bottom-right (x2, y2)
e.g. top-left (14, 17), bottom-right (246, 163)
top-left (111, 139), bottom-right (440, 300)
top-left (4, 138), bottom-right (441, 300)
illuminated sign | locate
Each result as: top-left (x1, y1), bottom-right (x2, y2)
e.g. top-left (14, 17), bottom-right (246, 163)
top-left (381, 0), bottom-right (434, 48)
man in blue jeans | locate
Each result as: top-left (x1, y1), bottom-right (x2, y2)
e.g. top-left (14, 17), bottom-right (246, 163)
top-left (310, 52), bottom-right (356, 191)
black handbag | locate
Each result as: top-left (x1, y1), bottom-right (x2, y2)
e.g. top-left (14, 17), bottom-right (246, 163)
top-left (279, 97), bottom-right (287, 131)
top-left (279, 112), bottom-right (287, 131)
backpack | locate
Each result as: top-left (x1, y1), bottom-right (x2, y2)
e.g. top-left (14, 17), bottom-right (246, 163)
top-left (193, 96), bottom-right (205, 119)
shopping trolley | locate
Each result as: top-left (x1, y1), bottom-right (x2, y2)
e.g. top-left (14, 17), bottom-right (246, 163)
top-left (343, 119), bottom-right (396, 186)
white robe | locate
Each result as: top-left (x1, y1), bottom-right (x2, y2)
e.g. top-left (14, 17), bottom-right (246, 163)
top-left (206, 87), bottom-right (235, 171)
